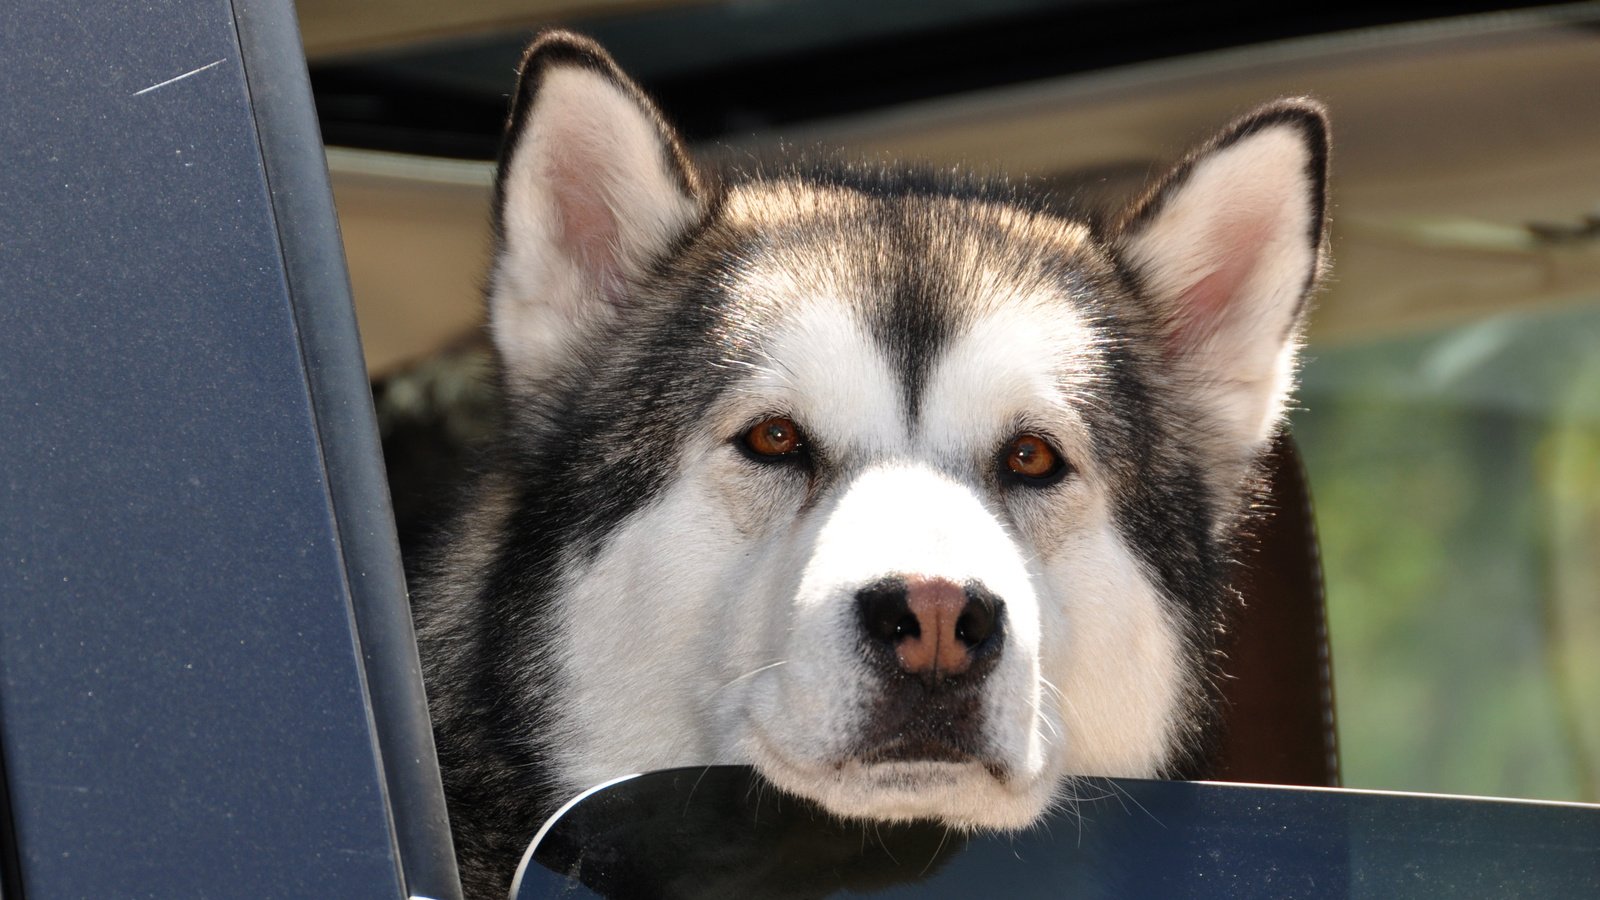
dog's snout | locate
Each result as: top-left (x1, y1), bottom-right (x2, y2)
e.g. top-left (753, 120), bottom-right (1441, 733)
top-left (857, 576), bottom-right (1003, 681)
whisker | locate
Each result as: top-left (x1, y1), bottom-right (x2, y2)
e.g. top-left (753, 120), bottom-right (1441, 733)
top-left (1029, 677), bottom-right (1064, 746)
top-left (1046, 677), bottom-right (1085, 725)
top-left (919, 827), bottom-right (952, 877)
top-left (873, 822), bottom-right (899, 867)
top-left (1038, 676), bottom-right (1065, 703)
top-left (1105, 777), bottom-right (1164, 827)
top-left (711, 660), bottom-right (789, 696)
top-left (683, 764), bottom-right (714, 815)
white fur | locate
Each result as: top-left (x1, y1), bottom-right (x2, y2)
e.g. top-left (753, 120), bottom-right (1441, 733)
top-left (543, 295), bottom-right (1185, 828)
top-left (489, 67), bottom-right (699, 388)
top-left (743, 461), bottom-right (1051, 825)
top-left (922, 305), bottom-right (1188, 780)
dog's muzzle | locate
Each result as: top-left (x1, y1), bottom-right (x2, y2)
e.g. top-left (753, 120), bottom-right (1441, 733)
top-left (851, 575), bottom-right (1006, 766)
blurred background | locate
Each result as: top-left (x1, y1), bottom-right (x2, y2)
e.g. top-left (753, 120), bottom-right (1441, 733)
top-left (298, 0), bottom-right (1600, 804)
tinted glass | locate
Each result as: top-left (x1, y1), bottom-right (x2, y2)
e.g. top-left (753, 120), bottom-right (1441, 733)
top-left (515, 766), bottom-right (1600, 899)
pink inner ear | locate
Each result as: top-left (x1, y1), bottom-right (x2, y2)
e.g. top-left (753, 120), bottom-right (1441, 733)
top-left (548, 150), bottom-right (623, 302)
top-left (1163, 215), bottom-right (1269, 358)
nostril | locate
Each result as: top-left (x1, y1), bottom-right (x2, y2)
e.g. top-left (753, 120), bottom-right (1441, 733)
top-left (956, 582), bottom-right (1001, 649)
top-left (954, 609), bottom-right (986, 645)
top-left (857, 578), bottom-right (917, 645)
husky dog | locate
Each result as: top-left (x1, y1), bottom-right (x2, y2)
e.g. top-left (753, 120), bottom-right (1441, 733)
top-left (411, 30), bottom-right (1328, 897)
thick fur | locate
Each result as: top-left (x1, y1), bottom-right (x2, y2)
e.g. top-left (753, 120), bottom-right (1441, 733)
top-left (411, 31), bottom-right (1330, 899)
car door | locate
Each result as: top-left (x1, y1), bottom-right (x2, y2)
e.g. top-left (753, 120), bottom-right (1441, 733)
top-left (0, 1), bottom-right (460, 897)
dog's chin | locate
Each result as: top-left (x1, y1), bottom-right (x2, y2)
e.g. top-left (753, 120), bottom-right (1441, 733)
top-left (743, 732), bottom-right (1055, 830)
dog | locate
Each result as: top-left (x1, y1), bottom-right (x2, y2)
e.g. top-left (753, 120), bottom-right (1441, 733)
top-left (409, 30), bottom-right (1329, 898)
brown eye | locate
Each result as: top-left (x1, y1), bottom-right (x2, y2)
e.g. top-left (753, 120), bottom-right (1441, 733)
top-left (1003, 434), bottom-right (1068, 485)
top-left (743, 416), bottom-right (804, 458)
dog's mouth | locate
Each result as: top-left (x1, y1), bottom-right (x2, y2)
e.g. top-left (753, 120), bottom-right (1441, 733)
top-left (744, 723), bottom-right (1045, 830)
top-left (845, 674), bottom-right (1000, 771)
top-left (854, 736), bottom-right (979, 767)
top-left (846, 715), bottom-right (1004, 778)
top-left (749, 719), bottom-right (1013, 791)
top-left (850, 739), bottom-right (1013, 783)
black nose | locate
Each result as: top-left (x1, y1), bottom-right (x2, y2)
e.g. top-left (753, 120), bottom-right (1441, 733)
top-left (856, 576), bottom-right (1003, 683)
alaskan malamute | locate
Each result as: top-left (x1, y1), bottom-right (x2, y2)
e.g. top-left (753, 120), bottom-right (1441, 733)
top-left (411, 30), bottom-right (1329, 897)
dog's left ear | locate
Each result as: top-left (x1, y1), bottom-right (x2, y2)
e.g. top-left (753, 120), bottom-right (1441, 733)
top-left (1112, 99), bottom-right (1329, 477)
top-left (489, 31), bottom-right (706, 390)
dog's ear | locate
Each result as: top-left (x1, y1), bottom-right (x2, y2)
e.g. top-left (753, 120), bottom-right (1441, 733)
top-left (1112, 99), bottom-right (1329, 476)
top-left (489, 31), bottom-right (705, 388)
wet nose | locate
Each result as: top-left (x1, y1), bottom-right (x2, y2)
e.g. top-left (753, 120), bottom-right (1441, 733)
top-left (856, 576), bottom-right (1003, 681)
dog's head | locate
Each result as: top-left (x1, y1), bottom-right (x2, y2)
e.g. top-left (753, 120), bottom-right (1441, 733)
top-left (484, 32), bottom-right (1327, 828)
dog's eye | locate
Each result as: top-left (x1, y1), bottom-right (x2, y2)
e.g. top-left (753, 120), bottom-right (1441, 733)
top-left (1002, 434), bottom-right (1069, 486)
top-left (742, 416), bottom-right (805, 459)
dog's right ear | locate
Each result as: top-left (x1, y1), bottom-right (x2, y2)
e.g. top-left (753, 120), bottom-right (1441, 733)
top-left (488, 31), bottom-right (705, 388)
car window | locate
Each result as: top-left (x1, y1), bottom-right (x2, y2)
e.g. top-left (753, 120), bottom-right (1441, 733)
top-left (1299, 297), bottom-right (1600, 801)
top-left (313, 0), bottom-right (1600, 808)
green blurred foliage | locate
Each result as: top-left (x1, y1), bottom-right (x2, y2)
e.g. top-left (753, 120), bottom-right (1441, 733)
top-left (1293, 303), bottom-right (1600, 802)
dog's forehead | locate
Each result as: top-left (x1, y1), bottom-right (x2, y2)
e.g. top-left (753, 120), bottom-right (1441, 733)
top-left (715, 178), bottom-right (1106, 320)
top-left (709, 179), bottom-right (1111, 446)
top-left (717, 178), bottom-right (1097, 260)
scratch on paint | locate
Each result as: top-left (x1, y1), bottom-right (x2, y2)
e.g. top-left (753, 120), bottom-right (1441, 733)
top-left (133, 58), bottom-right (226, 97)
